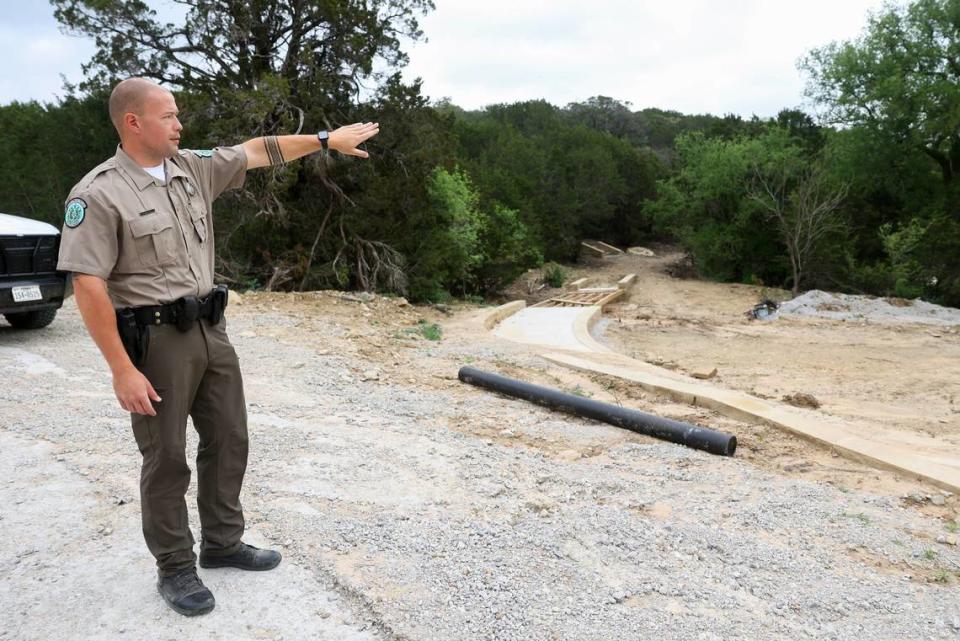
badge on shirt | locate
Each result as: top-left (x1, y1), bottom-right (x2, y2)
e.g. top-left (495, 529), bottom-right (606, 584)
top-left (64, 198), bottom-right (87, 228)
top-left (192, 150), bottom-right (214, 158)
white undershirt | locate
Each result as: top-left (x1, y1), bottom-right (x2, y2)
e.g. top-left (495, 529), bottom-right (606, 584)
top-left (143, 163), bottom-right (166, 183)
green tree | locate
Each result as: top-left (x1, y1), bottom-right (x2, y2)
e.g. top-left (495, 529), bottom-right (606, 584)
top-left (51, 0), bottom-right (460, 297)
top-left (802, 0), bottom-right (960, 305)
top-left (802, 0), bottom-right (960, 186)
top-left (474, 203), bottom-right (542, 294)
top-left (413, 167), bottom-right (485, 298)
top-left (52, 0), bottom-right (433, 100)
top-left (748, 139), bottom-right (849, 294)
top-left (0, 93), bottom-right (116, 224)
top-left (650, 129), bottom-right (840, 288)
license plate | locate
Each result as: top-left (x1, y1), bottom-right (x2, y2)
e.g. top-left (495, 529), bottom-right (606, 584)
top-left (12, 285), bottom-right (42, 303)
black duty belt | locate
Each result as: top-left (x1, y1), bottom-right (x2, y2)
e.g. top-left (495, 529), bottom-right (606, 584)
top-left (123, 285), bottom-right (229, 331)
top-left (116, 286), bottom-right (229, 367)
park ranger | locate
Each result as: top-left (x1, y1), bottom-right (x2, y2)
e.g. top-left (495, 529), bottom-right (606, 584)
top-left (57, 77), bottom-right (379, 617)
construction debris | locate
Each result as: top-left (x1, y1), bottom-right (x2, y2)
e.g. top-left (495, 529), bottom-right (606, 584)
top-left (782, 392), bottom-right (822, 409)
top-left (581, 240), bottom-right (623, 258)
top-left (746, 299), bottom-right (780, 321)
top-left (692, 367), bottom-right (718, 380)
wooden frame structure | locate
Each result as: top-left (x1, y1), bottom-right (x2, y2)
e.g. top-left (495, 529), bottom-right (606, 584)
top-left (532, 288), bottom-right (624, 308)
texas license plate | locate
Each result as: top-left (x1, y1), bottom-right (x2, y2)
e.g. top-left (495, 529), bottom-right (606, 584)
top-left (12, 285), bottom-right (42, 302)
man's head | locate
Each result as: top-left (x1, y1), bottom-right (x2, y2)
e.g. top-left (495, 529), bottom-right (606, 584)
top-left (109, 78), bottom-right (182, 162)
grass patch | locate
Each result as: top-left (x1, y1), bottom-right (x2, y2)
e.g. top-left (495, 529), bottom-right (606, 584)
top-left (398, 320), bottom-right (442, 341)
top-left (843, 511), bottom-right (871, 525)
top-left (922, 549), bottom-right (937, 561)
top-left (932, 569), bottom-right (952, 584)
top-left (946, 521), bottom-right (959, 534)
top-left (565, 384), bottom-right (593, 398)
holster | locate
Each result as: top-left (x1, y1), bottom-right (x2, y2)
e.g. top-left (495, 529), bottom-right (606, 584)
top-left (116, 308), bottom-right (150, 367)
top-left (209, 284), bottom-right (229, 325)
top-left (173, 296), bottom-right (200, 332)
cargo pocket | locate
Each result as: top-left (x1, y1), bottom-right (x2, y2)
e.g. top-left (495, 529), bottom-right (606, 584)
top-left (129, 215), bottom-right (177, 267)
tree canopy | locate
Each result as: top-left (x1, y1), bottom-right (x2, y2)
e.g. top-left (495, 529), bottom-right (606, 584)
top-left (0, 0), bottom-right (957, 305)
top-left (802, 0), bottom-right (960, 186)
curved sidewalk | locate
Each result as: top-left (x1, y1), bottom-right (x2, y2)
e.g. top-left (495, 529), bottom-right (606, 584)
top-left (489, 301), bottom-right (960, 493)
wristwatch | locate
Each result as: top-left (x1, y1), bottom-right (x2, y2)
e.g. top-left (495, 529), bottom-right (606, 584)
top-left (317, 130), bottom-right (330, 151)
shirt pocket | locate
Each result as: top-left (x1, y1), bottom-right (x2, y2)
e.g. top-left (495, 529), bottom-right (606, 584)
top-left (190, 206), bottom-right (207, 245)
top-left (128, 214), bottom-right (178, 267)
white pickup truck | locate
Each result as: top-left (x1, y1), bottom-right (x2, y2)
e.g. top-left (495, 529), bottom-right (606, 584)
top-left (0, 212), bottom-right (71, 329)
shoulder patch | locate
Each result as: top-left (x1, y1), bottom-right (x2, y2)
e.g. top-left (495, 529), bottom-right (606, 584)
top-left (64, 198), bottom-right (87, 228)
top-left (191, 149), bottom-right (214, 158)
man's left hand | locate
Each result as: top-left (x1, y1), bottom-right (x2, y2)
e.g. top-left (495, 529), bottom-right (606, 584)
top-left (329, 122), bottom-right (379, 158)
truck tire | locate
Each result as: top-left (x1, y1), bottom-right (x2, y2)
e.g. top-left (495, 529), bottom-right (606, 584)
top-left (4, 308), bottom-right (58, 329)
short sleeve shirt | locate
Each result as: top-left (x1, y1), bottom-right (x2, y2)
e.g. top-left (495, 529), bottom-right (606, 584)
top-left (57, 145), bottom-right (247, 308)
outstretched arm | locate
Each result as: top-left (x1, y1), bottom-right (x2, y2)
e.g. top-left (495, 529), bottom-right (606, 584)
top-left (241, 122), bottom-right (379, 169)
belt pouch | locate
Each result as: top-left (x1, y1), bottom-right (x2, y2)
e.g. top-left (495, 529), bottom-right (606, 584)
top-left (174, 296), bottom-right (199, 332)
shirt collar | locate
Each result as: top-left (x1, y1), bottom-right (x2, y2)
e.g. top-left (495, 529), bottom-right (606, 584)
top-left (114, 145), bottom-right (189, 190)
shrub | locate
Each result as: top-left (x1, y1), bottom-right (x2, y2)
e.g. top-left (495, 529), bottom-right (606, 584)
top-left (543, 263), bottom-right (566, 288)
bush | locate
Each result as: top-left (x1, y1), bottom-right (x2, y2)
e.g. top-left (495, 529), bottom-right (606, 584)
top-left (543, 262), bottom-right (566, 288)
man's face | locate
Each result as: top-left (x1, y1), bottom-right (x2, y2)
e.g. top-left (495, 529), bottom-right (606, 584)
top-left (135, 90), bottom-right (182, 159)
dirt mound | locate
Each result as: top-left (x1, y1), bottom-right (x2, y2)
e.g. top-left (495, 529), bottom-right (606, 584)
top-left (780, 290), bottom-right (960, 326)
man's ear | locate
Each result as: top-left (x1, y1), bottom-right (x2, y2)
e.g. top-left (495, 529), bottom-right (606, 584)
top-left (123, 112), bottom-right (140, 134)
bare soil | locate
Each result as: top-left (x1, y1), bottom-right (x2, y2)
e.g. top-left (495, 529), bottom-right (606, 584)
top-left (512, 245), bottom-right (960, 503)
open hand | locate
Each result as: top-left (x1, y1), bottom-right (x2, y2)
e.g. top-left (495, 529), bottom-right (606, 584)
top-left (329, 122), bottom-right (379, 158)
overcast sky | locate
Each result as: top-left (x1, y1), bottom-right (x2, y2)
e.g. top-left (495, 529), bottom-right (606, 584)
top-left (1, 0), bottom-right (887, 117)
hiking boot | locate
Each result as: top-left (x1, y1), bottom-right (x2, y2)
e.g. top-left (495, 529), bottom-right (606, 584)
top-left (156, 568), bottom-right (215, 616)
top-left (199, 542), bottom-right (282, 571)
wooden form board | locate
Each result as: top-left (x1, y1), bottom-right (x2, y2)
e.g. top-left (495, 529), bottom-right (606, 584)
top-left (593, 240), bottom-right (624, 253)
top-left (581, 241), bottom-right (620, 256)
top-left (532, 289), bottom-right (624, 308)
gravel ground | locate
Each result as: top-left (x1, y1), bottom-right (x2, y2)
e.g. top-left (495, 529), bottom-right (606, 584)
top-left (1, 296), bottom-right (959, 641)
top-left (780, 290), bottom-right (960, 326)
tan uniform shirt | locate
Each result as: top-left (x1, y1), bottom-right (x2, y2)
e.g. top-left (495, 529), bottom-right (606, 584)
top-left (57, 145), bottom-right (247, 308)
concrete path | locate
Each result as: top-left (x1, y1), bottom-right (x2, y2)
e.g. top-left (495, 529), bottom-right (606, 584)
top-left (493, 306), bottom-right (607, 353)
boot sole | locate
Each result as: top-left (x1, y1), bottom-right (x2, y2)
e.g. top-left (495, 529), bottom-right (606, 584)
top-left (199, 556), bottom-right (281, 571)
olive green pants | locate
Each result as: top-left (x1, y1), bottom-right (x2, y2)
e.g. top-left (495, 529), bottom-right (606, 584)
top-left (130, 316), bottom-right (248, 576)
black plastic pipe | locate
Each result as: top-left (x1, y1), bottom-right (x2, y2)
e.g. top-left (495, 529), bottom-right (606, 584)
top-left (458, 366), bottom-right (736, 456)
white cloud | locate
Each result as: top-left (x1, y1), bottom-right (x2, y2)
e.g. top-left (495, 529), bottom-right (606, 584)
top-left (0, 18), bottom-right (93, 104)
top-left (25, 37), bottom-right (73, 60)
top-left (402, 0), bottom-right (888, 116)
top-left (0, 0), bottom-right (888, 116)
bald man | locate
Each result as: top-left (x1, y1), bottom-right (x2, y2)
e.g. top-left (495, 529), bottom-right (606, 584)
top-left (58, 78), bottom-right (379, 617)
